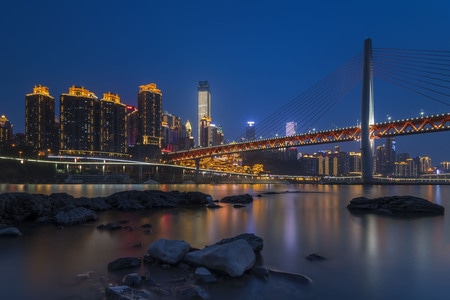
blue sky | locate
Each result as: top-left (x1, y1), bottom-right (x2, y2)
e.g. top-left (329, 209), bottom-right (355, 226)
top-left (1, 0), bottom-right (450, 163)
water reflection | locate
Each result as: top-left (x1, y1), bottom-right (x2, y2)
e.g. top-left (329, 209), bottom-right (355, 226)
top-left (1, 184), bottom-right (450, 299)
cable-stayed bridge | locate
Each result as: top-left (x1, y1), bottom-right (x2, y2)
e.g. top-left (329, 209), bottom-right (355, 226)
top-left (165, 39), bottom-right (450, 183)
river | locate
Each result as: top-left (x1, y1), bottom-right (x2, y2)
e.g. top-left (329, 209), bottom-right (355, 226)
top-left (1, 183), bottom-right (449, 299)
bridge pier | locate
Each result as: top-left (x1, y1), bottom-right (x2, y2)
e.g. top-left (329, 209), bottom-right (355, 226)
top-left (361, 38), bottom-right (374, 184)
top-left (194, 158), bottom-right (200, 183)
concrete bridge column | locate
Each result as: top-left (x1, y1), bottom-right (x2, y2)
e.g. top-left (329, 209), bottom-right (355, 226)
top-left (194, 158), bottom-right (200, 183)
top-left (361, 38), bottom-right (374, 184)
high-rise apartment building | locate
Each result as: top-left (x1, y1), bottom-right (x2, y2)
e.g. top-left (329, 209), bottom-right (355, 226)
top-left (197, 81), bottom-right (211, 146)
top-left (137, 83), bottom-right (162, 147)
top-left (25, 85), bottom-right (57, 152)
top-left (99, 92), bottom-right (127, 153)
top-left (60, 86), bottom-right (98, 151)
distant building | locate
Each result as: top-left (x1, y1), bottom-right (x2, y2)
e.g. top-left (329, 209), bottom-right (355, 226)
top-left (286, 121), bottom-right (297, 136)
top-left (246, 121), bottom-right (256, 140)
top-left (25, 85), bottom-right (58, 153)
top-left (99, 92), bottom-right (127, 154)
top-left (0, 115), bottom-right (13, 148)
top-left (126, 105), bottom-right (138, 148)
top-left (137, 83), bottom-right (162, 147)
top-left (375, 137), bottom-right (396, 176)
top-left (199, 116), bottom-right (212, 147)
top-left (179, 120), bottom-right (194, 150)
top-left (440, 161), bottom-right (450, 173)
top-left (60, 86), bottom-right (98, 151)
top-left (197, 81), bottom-right (211, 146)
top-left (161, 110), bottom-right (182, 151)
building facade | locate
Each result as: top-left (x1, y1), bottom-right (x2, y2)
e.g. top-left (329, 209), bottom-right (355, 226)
top-left (25, 85), bottom-right (58, 153)
top-left (246, 121), bottom-right (256, 140)
top-left (60, 86), bottom-right (98, 151)
top-left (99, 92), bottom-right (127, 153)
top-left (137, 83), bottom-right (162, 147)
top-left (197, 81), bottom-right (211, 146)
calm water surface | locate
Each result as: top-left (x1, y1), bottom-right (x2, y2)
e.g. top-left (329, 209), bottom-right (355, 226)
top-left (1, 183), bottom-right (449, 299)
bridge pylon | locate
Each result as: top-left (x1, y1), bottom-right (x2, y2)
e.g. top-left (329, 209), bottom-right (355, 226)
top-left (361, 38), bottom-right (374, 183)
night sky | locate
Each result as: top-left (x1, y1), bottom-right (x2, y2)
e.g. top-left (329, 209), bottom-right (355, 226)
top-left (1, 0), bottom-right (450, 163)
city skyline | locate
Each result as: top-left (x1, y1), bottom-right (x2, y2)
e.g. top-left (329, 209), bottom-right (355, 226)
top-left (1, 1), bottom-right (450, 162)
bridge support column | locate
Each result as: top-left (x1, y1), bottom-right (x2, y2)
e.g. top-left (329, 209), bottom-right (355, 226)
top-left (194, 158), bottom-right (200, 183)
top-left (361, 38), bottom-right (374, 184)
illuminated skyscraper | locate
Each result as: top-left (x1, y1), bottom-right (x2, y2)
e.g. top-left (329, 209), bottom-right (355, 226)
top-left (197, 81), bottom-right (211, 146)
top-left (137, 83), bottom-right (162, 147)
top-left (246, 121), bottom-right (256, 140)
top-left (60, 86), bottom-right (98, 151)
top-left (99, 92), bottom-right (127, 153)
top-left (286, 121), bottom-right (297, 136)
top-left (25, 85), bottom-right (57, 152)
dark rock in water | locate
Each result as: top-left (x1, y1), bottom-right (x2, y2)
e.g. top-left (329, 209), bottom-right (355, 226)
top-left (122, 273), bottom-right (142, 287)
top-left (252, 266), bottom-right (269, 280)
top-left (0, 224), bottom-right (22, 237)
top-left (172, 283), bottom-right (210, 299)
top-left (206, 203), bottom-right (222, 209)
top-left (268, 269), bottom-right (312, 285)
top-left (54, 207), bottom-right (98, 225)
top-left (220, 193), bottom-right (253, 204)
top-left (233, 204), bottom-right (246, 208)
top-left (213, 233), bottom-right (264, 253)
top-left (140, 223), bottom-right (152, 228)
top-left (347, 195), bottom-right (444, 216)
top-left (105, 285), bottom-right (151, 299)
top-left (97, 223), bottom-right (123, 230)
top-left (107, 257), bottom-right (141, 271)
top-left (306, 253), bottom-right (326, 261)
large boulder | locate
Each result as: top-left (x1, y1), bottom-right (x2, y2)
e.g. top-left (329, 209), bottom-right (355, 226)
top-left (347, 195), bottom-right (445, 215)
top-left (54, 207), bottom-right (98, 225)
top-left (220, 194), bottom-right (253, 204)
top-left (184, 239), bottom-right (255, 277)
top-left (213, 233), bottom-right (264, 253)
top-left (147, 239), bottom-right (191, 265)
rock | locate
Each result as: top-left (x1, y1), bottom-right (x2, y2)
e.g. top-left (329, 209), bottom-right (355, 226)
top-left (140, 223), bottom-right (152, 228)
top-left (97, 223), bottom-right (122, 230)
top-left (220, 193), bottom-right (253, 204)
top-left (213, 233), bottom-right (264, 253)
top-left (105, 285), bottom-right (151, 300)
top-left (347, 195), bottom-right (445, 215)
top-left (233, 204), bottom-right (246, 208)
top-left (107, 257), bottom-right (141, 271)
top-left (147, 239), bottom-right (191, 265)
top-left (252, 267), bottom-right (269, 280)
top-left (0, 225), bottom-right (22, 237)
top-left (268, 269), bottom-right (312, 285)
top-left (172, 283), bottom-right (210, 299)
top-left (122, 273), bottom-right (142, 286)
top-left (195, 267), bottom-right (217, 283)
top-left (184, 239), bottom-right (256, 277)
top-left (206, 203), bottom-right (222, 209)
top-left (54, 207), bottom-right (98, 225)
top-left (306, 253), bottom-right (326, 260)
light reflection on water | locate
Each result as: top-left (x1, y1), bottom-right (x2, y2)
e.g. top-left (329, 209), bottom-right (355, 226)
top-left (1, 183), bottom-right (450, 299)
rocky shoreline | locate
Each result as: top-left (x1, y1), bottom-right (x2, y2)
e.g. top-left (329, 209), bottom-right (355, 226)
top-left (0, 190), bottom-right (255, 227)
